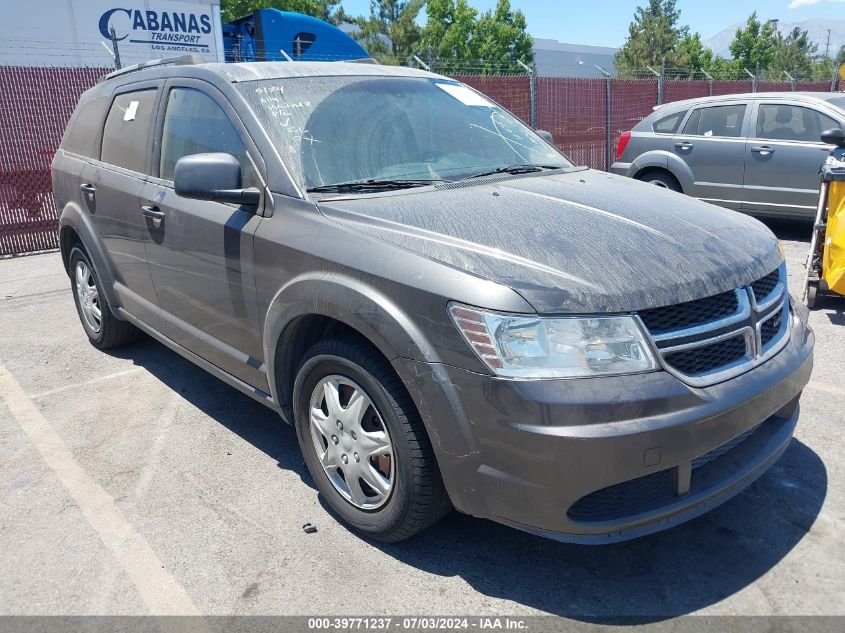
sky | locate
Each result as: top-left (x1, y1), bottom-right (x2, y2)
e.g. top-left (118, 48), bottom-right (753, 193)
top-left (338, 0), bottom-right (845, 47)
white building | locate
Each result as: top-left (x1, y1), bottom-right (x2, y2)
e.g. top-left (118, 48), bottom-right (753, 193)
top-left (1, 0), bottom-right (225, 68)
top-left (533, 38), bottom-right (618, 78)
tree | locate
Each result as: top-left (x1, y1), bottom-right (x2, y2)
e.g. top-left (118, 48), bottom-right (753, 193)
top-left (729, 12), bottom-right (777, 73)
top-left (768, 26), bottom-right (817, 80)
top-left (220, 0), bottom-right (340, 23)
top-left (615, 0), bottom-right (688, 74)
top-left (675, 32), bottom-right (711, 75)
top-left (474, 0), bottom-right (534, 70)
top-left (354, 0), bottom-right (425, 63)
top-left (420, 0), bottom-right (479, 64)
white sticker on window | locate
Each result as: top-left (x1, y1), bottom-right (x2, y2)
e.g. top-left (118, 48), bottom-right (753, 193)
top-left (123, 100), bottom-right (139, 121)
top-left (703, 129), bottom-right (713, 137)
top-left (435, 83), bottom-right (494, 107)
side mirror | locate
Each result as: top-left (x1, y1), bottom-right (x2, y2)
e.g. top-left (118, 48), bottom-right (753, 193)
top-left (536, 130), bottom-right (554, 145)
top-left (821, 128), bottom-right (845, 148)
top-left (174, 153), bottom-right (260, 206)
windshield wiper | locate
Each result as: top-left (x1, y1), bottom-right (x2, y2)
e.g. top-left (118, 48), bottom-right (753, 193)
top-left (306, 179), bottom-right (442, 194)
top-left (464, 164), bottom-right (562, 180)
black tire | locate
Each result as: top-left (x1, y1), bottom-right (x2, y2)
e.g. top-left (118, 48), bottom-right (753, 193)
top-left (638, 169), bottom-right (681, 192)
top-left (68, 246), bottom-right (140, 349)
top-left (293, 337), bottom-right (451, 542)
top-left (806, 283), bottom-right (817, 309)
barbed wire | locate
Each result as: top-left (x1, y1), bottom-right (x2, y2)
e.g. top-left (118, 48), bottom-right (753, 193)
top-left (0, 41), bottom-right (840, 86)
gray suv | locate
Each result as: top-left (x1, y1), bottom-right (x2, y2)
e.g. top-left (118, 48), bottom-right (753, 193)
top-left (53, 58), bottom-right (814, 543)
top-left (612, 92), bottom-right (845, 218)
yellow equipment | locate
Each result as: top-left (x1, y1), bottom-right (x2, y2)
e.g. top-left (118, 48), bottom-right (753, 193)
top-left (823, 180), bottom-right (845, 295)
top-left (803, 128), bottom-right (845, 308)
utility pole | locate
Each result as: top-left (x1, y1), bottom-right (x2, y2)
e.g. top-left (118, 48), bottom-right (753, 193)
top-left (824, 28), bottom-right (831, 58)
top-left (517, 60), bottom-right (537, 129)
top-left (596, 65), bottom-right (612, 172)
top-left (109, 26), bottom-right (121, 70)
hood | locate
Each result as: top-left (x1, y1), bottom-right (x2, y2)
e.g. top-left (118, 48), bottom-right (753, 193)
top-left (317, 169), bottom-right (782, 314)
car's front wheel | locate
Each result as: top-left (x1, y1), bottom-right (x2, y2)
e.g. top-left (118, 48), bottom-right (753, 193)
top-left (293, 338), bottom-right (451, 542)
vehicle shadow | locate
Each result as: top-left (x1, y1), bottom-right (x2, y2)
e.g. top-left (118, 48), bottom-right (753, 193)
top-left (758, 217), bottom-right (812, 243)
top-left (108, 338), bottom-right (827, 623)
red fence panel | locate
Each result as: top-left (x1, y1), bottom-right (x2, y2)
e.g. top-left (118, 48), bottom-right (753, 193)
top-left (0, 65), bottom-right (106, 256)
top-left (450, 74), bottom-right (531, 124)
top-left (664, 81), bottom-right (709, 103)
top-left (611, 79), bottom-right (658, 161)
top-left (712, 80), bottom-right (754, 95)
top-left (797, 81), bottom-right (833, 92)
top-left (758, 82), bottom-right (791, 92)
top-left (536, 76), bottom-right (608, 170)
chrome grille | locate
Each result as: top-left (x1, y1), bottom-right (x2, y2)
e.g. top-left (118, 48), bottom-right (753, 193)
top-left (637, 264), bottom-right (790, 387)
top-left (751, 269), bottom-right (779, 304)
top-left (760, 311), bottom-right (783, 347)
top-left (639, 290), bottom-right (739, 334)
top-left (663, 335), bottom-right (747, 376)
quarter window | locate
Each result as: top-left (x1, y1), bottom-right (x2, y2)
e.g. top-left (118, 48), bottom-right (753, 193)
top-left (64, 97), bottom-right (110, 159)
top-left (101, 89), bottom-right (158, 172)
top-left (653, 111), bottom-right (685, 134)
top-left (756, 104), bottom-right (839, 143)
top-left (159, 88), bottom-right (252, 183)
top-left (682, 104), bottom-right (746, 138)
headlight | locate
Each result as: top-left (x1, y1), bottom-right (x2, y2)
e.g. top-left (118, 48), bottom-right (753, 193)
top-left (449, 303), bottom-right (658, 379)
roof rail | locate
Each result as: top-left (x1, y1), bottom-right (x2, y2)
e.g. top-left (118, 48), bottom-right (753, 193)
top-left (99, 54), bottom-right (205, 83)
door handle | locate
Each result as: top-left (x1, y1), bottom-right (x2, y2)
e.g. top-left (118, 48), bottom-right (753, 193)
top-left (751, 145), bottom-right (775, 155)
top-left (674, 141), bottom-right (693, 150)
top-left (141, 204), bottom-right (165, 226)
top-left (80, 183), bottom-right (96, 194)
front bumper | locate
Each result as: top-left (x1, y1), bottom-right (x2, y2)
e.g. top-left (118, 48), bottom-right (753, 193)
top-left (395, 303), bottom-right (814, 543)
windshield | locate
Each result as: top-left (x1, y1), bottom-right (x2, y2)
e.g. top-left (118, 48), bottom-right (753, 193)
top-left (236, 76), bottom-right (572, 191)
top-left (828, 97), bottom-right (845, 115)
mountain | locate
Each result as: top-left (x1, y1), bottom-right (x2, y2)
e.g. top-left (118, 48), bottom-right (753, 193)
top-left (703, 19), bottom-right (845, 59)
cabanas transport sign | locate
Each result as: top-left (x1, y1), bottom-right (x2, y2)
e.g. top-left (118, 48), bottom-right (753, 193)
top-left (99, 6), bottom-right (214, 52)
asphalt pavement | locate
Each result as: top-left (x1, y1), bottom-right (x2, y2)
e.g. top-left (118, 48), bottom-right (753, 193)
top-left (0, 217), bottom-right (843, 620)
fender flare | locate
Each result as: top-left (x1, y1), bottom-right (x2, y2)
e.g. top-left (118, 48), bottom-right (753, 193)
top-left (262, 272), bottom-right (443, 408)
top-left (58, 203), bottom-right (122, 315)
top-left (629, 150), bottom-right (693, 192)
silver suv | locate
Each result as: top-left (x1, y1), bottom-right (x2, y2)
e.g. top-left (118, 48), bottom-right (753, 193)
top-left (612, 92), bottom-right (845, 219)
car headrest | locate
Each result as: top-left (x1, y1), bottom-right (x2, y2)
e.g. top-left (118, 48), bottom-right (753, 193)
top-left (775, 106), bottom-right (793, 125)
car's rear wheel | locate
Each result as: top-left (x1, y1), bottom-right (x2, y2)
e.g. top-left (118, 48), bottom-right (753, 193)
top-left (293, 337), bottom-right (451, 542)
top-left (69, 246), bottom-right (140, 349)
top-left (639, 170), bottom-right (681, 192)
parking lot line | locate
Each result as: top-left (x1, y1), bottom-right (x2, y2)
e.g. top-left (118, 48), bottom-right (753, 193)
top-left (29, 367), bottom-right (145, 400)
top-left (0, 363), bottom-right (200, 616)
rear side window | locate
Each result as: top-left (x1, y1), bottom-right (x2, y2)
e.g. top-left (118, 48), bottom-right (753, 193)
top-left (62, 97), bottom-right (109, 158)
top-left (756, 104), bottom-right (839, 143)
top-left (101, 89), bottom-right (157, 173)
top-left (682, 104), bottom-right (746, 138)
top-left (159, 88), bottom-right (250, 182)
top-left (653, 111), bottom-right (685, 134)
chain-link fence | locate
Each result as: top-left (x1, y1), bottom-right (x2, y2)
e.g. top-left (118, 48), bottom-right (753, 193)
top-left (0, 65), bottom-right (108, 256)
top-left (1, 56), bottom-right (843, 256)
